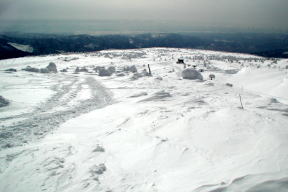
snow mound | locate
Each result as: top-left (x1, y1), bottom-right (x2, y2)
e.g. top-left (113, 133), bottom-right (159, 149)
top-left (182, 68), bottom-right (203, 80)
top-left (140, 90), bottom-right (171, 102)
top-left (129, 92), bottom-right (148, 98)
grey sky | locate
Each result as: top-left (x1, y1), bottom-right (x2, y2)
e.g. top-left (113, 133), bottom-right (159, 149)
top-left (1, 0), bottom-right (288, 31)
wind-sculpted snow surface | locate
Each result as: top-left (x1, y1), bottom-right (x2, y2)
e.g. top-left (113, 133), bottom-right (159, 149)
top-left (0, 48), bottom-right (288, 192)
top-left (193, 172), bottom-right (288, 192)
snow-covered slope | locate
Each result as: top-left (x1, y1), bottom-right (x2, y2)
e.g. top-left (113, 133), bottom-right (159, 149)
top-left (0, 48), bottom-right (288, 192)
top-left (230, 67), bottom-right (288, 104)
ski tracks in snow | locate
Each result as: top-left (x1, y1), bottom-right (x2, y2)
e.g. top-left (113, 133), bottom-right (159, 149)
top-left (0, 74), bottom-right (113, 149)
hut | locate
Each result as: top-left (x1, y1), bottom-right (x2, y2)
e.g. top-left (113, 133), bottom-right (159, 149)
top-left (176, 58), bottom-right (185, 64)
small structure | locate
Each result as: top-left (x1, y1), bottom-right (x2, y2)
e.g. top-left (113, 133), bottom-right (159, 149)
top-left (176, 58), bottom-right (185, 64)
top-left (209, 74), bottom-right (216, 80)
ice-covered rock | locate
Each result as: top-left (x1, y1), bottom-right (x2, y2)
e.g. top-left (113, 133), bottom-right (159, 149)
top-left (155, 76), bottom-right (163, 80)
top-left (90, 163), bottom-right (106, 175)
top-left (108, 66), bottom-right (116, 73)
top-left (116, 73), bottom-right (125, 77)
top-left (129, 65), bottom-right (137, 73)
top-left (0, 96), bottom-right (9, 108)
top-left (130, 69), bottom-right (151, 80)
top-left (226, 83), bottom-right (233, 87)
top-left (22, 66), bottom-right (40, 73)
top-left (123, 65), bottom-right (137, 73)
top-left (22, 63), bottom-right (57, 73)
top-left (182, 68), bottom-right (203, 80)
top-left (131, 72), bottom-right (143, 80)
top-left (94, 66), bottom-right (114, 76)
top-left (4, 68), bottom-right (17, 72)
top-left (40, 68), bottom-right (49, 73)
top-left (94, 66), bottom-right (105, 72)
top-left (79, 67), bottom-right (88, 72)
top-left (46, 62), bottom-right (57, 73)
top-left (74, 67), bottom-right (80, 73)
top-left (98, 68), bottom-right (112, 76)
top-left (60, 69), bottom-right (68, 72)
top-left (92, 145), bottom-right (105, 152)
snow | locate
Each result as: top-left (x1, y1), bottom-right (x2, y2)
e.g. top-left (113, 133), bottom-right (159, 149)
top-left (230, 67), bottom-right (288, 104)
top-left (8, 42), bottom-right (34, 53)
top-left (0, 48), bottom-right (288, 192)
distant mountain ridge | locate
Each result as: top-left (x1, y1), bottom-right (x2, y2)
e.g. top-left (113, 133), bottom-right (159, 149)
top-left (1, 32), bottom-right (288, 60)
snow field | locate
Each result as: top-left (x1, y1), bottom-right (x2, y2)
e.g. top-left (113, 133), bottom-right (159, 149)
top-left (0, 48), bottom-right (288, 192)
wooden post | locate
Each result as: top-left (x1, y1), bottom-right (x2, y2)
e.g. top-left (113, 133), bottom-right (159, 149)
top-left (239, 94), bottom-right (244, 109)
top-left (148, 64), bottom-right (152, 76)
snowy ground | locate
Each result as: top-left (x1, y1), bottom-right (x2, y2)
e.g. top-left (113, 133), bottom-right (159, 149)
top-left (0, 48), bottom-right (288, 192)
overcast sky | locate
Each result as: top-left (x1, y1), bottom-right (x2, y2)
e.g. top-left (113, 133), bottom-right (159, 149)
top-left (1, 0), bottom-right (288, 31)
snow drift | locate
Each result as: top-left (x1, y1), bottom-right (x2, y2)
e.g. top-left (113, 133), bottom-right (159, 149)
top-left (182, 68), bottom-right (203, 80)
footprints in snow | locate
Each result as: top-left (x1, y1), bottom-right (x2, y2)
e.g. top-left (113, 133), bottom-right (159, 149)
top-left (37, 144), bottom-right (107, 191)
top-left (81, 144), bottom-right (108, 190)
